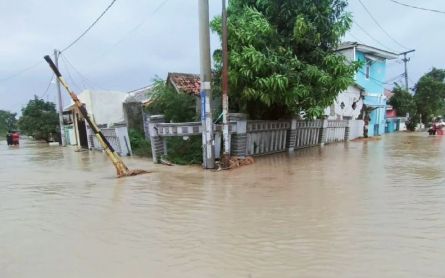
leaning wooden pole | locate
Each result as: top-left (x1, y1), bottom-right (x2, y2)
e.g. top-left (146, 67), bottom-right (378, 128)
top-left (44, 55), bottom-right (148, 178)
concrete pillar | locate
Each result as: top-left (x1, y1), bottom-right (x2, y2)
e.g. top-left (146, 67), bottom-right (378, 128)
top-left (148, 115), bottom-right (166, 163)
top-left (344, 120), bottom-right (352, 141)
top-left (229, 113), bottom-right (248, 158)
top-left (319, 119), bottom-right (329, 146)
top-left (286, 118), bottom-right (297, 152)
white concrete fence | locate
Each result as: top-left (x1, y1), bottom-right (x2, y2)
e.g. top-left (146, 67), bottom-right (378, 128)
top-left (87, 125), bottom-right (132, 156)
top-left (145, 114), bottom-right (365, 163)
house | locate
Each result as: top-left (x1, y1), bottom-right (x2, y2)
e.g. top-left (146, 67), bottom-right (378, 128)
top-left (334, 42), bottom-right (398, 136)
top-left (167, 72), bottom-right (202, 113)
top-left (325, 83), bottom-right (365, 120)
top-left (63, 90), bottom-right (131, 155)
top-left (123, 85), bottom-right (154, 134)
top-left (384, 89), bottom-right (407, 133)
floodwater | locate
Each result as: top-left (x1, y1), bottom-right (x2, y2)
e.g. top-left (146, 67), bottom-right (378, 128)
top-left (1, 134), bottom-right (445, 278)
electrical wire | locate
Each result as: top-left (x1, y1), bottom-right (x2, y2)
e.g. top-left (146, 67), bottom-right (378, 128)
top-left (389, 0), bottom-right (445, 15)
top-left (39, 74), bottom-right (55, 99)
top-left (0, 61), bottom-right (43, 83)
top-left (353, 21), bottom-right (395, 52)
top-left (92, 0), bottom-right (171, 61)
top-left (357, 0), bottom-right (409, 50)
top-left (61, 53), bottom-right (106, 90)
top-left (60, 55), bottom-right (83, 91)
top-left (60, 0), bottom-right (118, 53)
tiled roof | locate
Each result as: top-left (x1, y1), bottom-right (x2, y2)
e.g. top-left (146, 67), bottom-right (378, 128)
top-left (167, 72), bottom-right (201, 96)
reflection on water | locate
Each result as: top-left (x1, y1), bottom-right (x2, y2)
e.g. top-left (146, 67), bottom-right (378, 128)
top-left (1, 134), bottom-right (445, 277)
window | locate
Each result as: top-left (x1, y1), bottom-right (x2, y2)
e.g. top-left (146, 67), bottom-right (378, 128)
top-left (364, 57), bottom-right (373, 80)
top-left (365, 62), bottom-right (371, 79)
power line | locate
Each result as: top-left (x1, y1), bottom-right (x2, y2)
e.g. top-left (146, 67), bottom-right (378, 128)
top-left (40, 74), bottom-right (55, 99)
top-left (357, 0), bottom-right (408, 50)
top-left (353, 21), bottom-right (395, 52)
top-left (389, 0), bottom-right (445, 15)
top-left (0, 61), bottom-right (43, 83)
top-left (60, 0), bottom-right (118, 53)
top-left (60, 54), bottom-right (83, 91)
top-left (92, 0), bottom-right (171, 62)
top-left (61, 53), bottom-right (106, 90)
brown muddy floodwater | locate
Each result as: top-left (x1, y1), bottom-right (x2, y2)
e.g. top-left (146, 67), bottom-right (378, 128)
top-left (1, 133), bottom-right (445, 277)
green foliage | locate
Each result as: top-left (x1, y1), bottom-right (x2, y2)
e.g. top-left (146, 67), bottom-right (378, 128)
top-left (18, 96), bottom-right (59, 141)
top-left (166, 136), bottom-right (202, 165)
top-left (389, 84), bottom-right (416, 117)
top-left (0, 110), bottom-right (17, 136)
top-left (414, 68), bottom-right (445, 123)
top-left (129, 129), bottom-right (151, 157)
top-left (210, 0), bottom-right (360, 119)
top-left (406, 114), bottom-right (420, 132)
top-left (145, 79), bottom-right (197, 122)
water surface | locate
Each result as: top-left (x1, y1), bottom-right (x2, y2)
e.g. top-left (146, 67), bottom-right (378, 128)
top-left (1, 134), bottom-right (444, 277)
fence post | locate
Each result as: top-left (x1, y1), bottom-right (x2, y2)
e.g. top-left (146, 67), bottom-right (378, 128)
top-left (148, 115), bottom-right (166, 163)
top-left (286, 118), bottom-right (297, 152)
top-left (229, 113), bottom-right (248, 158)
top-left (344, 120), bottom-right (351, 142)
top-left (319, 119), bottom-right (329, 146)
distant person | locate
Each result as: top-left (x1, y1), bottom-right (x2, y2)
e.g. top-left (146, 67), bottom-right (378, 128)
top-left (436, 118), bottom-right (445, 136)
top-left (11, 131), bottom-right (20, 145)
top-left (428, 120), bottom-right (437, 136)
top-left (6, 130), bottom-right (13, 145)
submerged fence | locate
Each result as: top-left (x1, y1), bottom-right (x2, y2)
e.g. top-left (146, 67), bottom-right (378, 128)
top-left (145, 114), bottom-right (364, 163)
top-left (87, 125), bottom-right (132, 156)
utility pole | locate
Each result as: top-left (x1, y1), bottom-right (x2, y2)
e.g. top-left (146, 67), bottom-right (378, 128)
top-left (221, 0), bottom-right (230, 156)
top-left (54, 49), bottom-right (66, 146)
top-left (198, 0), bottom-right (215, 169)
top-left (400, 49), bottom-right (415, 92)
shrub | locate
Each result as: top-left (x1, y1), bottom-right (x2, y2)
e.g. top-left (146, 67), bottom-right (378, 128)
top-left (129, 129), bottom-right (152, 157)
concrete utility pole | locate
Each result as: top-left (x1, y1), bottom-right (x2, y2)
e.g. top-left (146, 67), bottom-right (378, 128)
top-left (221, 0), bottom-right (230, 156)
top-left (54, 49), bottom-right (66, 146)
top-left (400, 49), bottom-right (415, 92)
top-left (198, 0), bottom-right (215, 169)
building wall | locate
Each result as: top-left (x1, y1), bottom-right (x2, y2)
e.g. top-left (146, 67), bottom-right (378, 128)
top-left (325, 85), bottom-right (363, 120)
top-left (355, 51), bottom-right (388, 136)
top-left (76, 90), bottom-right (127, 126)
top-left (355, 51), bottom-right (387, 95)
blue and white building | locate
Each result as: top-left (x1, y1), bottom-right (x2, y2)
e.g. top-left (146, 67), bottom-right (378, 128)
top-left (332, 42), bottom-right (398, 136)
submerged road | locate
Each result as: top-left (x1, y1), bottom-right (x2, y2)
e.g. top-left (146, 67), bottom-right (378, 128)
top-left (1, 133), bottom-right (445, 277)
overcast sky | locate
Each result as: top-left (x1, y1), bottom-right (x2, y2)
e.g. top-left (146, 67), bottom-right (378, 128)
top-left (1, 0), bottom-right (444, 114)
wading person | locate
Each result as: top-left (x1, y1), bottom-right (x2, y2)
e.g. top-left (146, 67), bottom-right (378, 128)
top-left (11, 131), bottom-right (20, 145)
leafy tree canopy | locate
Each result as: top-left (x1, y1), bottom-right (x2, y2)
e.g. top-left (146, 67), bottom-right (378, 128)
top-left (145, 80), bottom-right (197, 122)
top-left (211, 0), bottom-right (360, 119)
top-left (18, 96), bottom-right (59, 141)
top-left (0, 110), bottom-right (17, 135)
top-left (414, 68), bottom-right (445, 123)
top-left (388, 84), bottom-right (416, 117)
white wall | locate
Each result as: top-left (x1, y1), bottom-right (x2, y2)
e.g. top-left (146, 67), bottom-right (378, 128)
top-left (75, 90), bottom-right (127, 126)
top-left (350, 120), bottom-right (364, 140)
top-left (325, 85), bottom-right (363, 120)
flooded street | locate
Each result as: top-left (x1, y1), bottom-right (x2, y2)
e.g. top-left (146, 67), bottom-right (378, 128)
top-left (1, 133), bottom-right (445, 277)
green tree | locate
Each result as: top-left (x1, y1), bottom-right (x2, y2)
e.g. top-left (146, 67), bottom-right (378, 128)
top-left (210, 0), bottom-right (360, 119)
top-left (0, 110), bottom-right (17, 135)
top-left (145, 80), bottom-right (197, 122)
top-left (18, 96), bottom-right (60, 141)
top-left (414, 68), bottom-right (445, 123)
top-left (389, 84), bottom-right (416, 117)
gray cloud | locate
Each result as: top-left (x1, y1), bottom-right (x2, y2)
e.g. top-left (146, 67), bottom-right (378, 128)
top-left (1, 0), bottom-right (444, 113)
